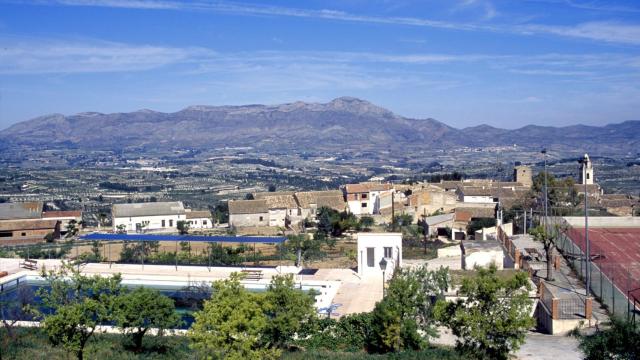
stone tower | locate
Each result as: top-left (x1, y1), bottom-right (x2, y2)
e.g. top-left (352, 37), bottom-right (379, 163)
top-left (580, 153), bottom-right (594, 185)
top-left (513, 165), bottom-right (533, 187)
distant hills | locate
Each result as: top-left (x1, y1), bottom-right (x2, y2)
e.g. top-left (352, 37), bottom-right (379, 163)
top-left (1, 97), bottom-right (638, 154)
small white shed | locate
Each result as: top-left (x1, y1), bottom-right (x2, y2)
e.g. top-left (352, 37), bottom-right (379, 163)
top-left (357, 233), bottom-right (402, 280)
top-left (461, 240), bottom-right (504, 270)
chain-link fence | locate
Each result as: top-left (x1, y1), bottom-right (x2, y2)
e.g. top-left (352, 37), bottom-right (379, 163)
top-left (553, 218), bottom-right (639, 321)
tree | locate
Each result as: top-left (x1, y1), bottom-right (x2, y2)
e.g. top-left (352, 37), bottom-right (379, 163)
top-left (114, 287), bottom-right (181, 352)
top-left (116, 224), bottom-right (127, 234)
top-left (316, 207), bottom-right (334, 239)
top-left (37, 263), bottom-right (124, 360)
top-left (1, 285), bottom-right (33, 348)
top-left (577, 317), bottom-right (640, 360)
top-left (434, 265), bottom-right (534, 360)
top-left (286, 234), bottom-right (324, 267)
top-left (262, 274), bottom-right (317, 349)
top-left (188, 274), bottom-right (280, 360)
top-left (392, 213), bottom-right (413, 229)
top-left (529, 225), bottom-right (556, 281)
top-left (97, 213), bottom-right (107, 230)
top-left (212, 202), bottom-right (229, 224)
top-left (177, 220), bottom-right (190, 235)
top-left (44, 231), bottom-right (56, 243)
top-left (359, 216), bottom-right (375, 231)
top-left (65, 219), bottom-right (80, 239)
top-left (368, 266), bottom-right (449, 353)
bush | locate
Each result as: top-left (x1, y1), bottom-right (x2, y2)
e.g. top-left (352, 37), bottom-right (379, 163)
top-left (577, 317), bottom-right (640, 360)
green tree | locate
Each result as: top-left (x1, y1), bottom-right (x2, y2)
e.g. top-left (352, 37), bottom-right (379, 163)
top-left (368, 266), bottom-right (449, 353)
top-left (262, 274), bottom-right (317, 349)
top-left (189, 274), bottom-right (280, 360)
top-left (286, 234), bottom-right (324, 267)
top-left (577, 317), bottom-right (640, 360)
top-left (37, 263), bottom-right (124, 360)
top-left (529, 225), bottom-right (557, 281)
top-left (359, 216), bottom-right (375, 231)
top-left (114, 287), bottom-right (182, 352)
top-left (316, 207), bottom-right (334, 239)
top-left (177, 220), bottom-right (190, 235)
top-left (434, 265), bottom-right (534, 360)
top-left (393, 213), bottom-right (413, 227)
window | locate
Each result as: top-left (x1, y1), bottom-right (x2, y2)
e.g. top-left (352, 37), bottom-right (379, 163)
top-left (362, 193), bottom-right (368, 199)
top-left (361, 202), bottom-right (367, 208)
top-left (203, 220), bottom-right (208, 226)
top-left (384, 247), bottom-right (392, 258)
top-left (169, 219), bottom-right (173, 227)
top-left (0, 232), bottom-right (11, 238)
top-left (162, 220), bottom-right (165, 227)
top-left (259, 216), bottom-right (264, 221)
top-left (21, 232), bottom-right (27, 237)
top-left (587, 173), bottom-right (590, 179)
top-left (367, 248), bottom-right (375, 267)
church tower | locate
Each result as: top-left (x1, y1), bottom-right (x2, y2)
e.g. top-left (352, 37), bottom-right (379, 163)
top-left (580, 153), bottom-right (594, 185)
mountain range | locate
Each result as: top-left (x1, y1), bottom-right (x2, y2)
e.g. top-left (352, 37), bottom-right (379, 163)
top-left (1, 97), bottom-right (638, 154)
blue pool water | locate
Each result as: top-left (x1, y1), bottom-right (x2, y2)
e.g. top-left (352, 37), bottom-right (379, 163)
top-left (0, 275), bottom-right (329, 330)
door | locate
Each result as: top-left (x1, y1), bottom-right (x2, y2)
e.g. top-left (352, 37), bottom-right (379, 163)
top-left (367, 247), bottom-right (375, 267)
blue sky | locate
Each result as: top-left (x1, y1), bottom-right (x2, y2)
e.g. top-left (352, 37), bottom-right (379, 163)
top-left (0, 0), bottom-right (639, 130)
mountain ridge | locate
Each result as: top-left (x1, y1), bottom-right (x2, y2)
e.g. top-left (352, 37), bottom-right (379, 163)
top-left (1, 97), bottom-right (638, 154)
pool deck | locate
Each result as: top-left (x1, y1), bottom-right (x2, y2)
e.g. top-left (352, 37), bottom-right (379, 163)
top-left (0, 258), bottom-right (381, 316)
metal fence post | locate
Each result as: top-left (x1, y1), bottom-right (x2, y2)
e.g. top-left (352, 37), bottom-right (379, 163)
top-left (612, 275), bottom-right (615, 315)
top-left (600, 269), bottom-right (603, 300)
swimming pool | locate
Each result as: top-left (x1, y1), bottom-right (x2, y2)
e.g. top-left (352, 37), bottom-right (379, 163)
top-left (0, 272), bottom-right (340, 329)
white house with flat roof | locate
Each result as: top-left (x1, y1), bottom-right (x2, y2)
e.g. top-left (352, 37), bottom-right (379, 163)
top-left (357, 232), bottom-right (402, 280)
top-left (112, 202), bottom-right (186, 233)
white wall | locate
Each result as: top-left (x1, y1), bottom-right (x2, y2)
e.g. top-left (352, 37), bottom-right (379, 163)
top-left (463, 195), bottom-right (496, 204)
top-left (113, 214), bottom-right (186, 232)
top-left (187, 218), bottom-right (213, 229)
top-left (463, 249), bottom-right (504, 270)
top-left (357, 233), bottom-right (403, 279)
top-left (268, 209), bottom-right (287, 227)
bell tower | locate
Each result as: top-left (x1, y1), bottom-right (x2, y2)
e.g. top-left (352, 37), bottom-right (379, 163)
top-left (580, 153), bottom-right (594, 185)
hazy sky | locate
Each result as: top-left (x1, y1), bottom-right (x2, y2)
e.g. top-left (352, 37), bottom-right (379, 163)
top-left (1, 0), bottom-right (639, 130)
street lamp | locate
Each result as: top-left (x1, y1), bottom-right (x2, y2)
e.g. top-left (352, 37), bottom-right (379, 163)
top-left (578, 157), bottom-right (591, 301)
top-left (541, 149), bottom-right (549, 231)
top-left (379, 257), bottom-right (388, 297)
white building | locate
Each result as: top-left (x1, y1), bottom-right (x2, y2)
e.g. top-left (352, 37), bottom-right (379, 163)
top-left (357, 232), bottom-right (402, 280)
top-left (112, 202), bottom-right (186, 232)
top-left (461, 240), bottom-right (504, 270)
top-left (456, 186), bottom-right (498, 204)
top-left (343, 183), bottom-right (394, 215)
top-left (186, 210), bottom-right (213, 229)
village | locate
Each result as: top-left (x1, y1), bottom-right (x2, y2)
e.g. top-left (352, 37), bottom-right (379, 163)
top-left (1, 154), bottom-right (639, 360)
